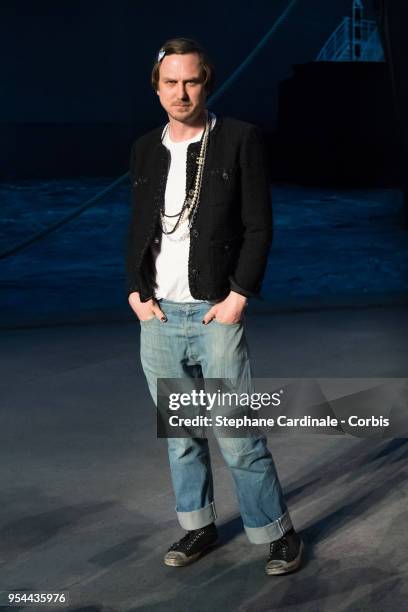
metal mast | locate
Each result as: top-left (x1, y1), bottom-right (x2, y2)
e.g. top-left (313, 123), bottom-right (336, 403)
top-left (352, 0), bottom-right (363, 61)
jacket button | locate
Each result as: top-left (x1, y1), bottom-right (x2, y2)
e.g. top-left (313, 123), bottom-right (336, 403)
top-left (191, 268), bottom-right (198, 276)
top-left (188, 188), bottom-right (195, 196)
top-left (191, 229), bottom-right (199, 238)
top-left (224, 244), bottom-right (230, 251)
top-left (222, 171), bottom-right (229, 180)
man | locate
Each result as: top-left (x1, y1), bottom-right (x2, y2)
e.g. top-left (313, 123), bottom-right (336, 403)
top-left (126, 38), bottom-right (303, 575)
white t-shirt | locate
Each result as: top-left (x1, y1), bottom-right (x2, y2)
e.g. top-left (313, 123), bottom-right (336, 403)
top-left (153, 114), bottom-right (216, 302)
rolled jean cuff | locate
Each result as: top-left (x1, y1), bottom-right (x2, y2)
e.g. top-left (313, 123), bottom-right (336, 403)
top-left (244, 509), bottom-right (293, 544)
top-left (176, 501), bottom-right (217, 530)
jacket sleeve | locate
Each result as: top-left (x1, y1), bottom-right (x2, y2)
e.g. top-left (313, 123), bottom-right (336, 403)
top-left (126, 142), bottom-right (139, 296)
top-left (230, 125), bottom-right (273, 297)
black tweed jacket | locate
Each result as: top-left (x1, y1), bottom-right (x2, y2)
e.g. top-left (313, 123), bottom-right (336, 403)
top-left (126, 116), bottom-right (272, 302)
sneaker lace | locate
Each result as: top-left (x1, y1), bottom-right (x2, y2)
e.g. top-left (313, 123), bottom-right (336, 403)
top-left (269, 535), bottom-right (289, 560)
top-left (170, 529), bottom-right (205, 553)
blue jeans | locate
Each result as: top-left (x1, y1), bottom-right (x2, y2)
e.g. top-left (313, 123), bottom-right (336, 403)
top-left (140, 299), bottom-right (292, 544)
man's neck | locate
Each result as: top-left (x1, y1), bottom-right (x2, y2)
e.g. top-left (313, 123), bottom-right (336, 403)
top-left (168, 111), bottom-right (207, 143)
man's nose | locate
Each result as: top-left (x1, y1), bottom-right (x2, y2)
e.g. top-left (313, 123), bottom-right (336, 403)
top-left (176, 83), bottom-right (188, 99)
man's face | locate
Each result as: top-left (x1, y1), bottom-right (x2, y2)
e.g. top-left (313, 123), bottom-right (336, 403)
top-left (156, 52), bottom-right (207, 123)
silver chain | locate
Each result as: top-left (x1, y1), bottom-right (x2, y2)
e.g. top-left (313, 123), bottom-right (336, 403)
top-left (160, 113), bottom-right (211, 242)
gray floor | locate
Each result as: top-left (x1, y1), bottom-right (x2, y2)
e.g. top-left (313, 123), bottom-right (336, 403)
top-left (1, 305), bottom-right (407, 611)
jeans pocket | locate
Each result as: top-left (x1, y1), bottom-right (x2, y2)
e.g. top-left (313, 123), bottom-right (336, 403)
top-left (139, 316), bottom-right (156, 324)
top-left (212, 319), bottom-right (242, 327)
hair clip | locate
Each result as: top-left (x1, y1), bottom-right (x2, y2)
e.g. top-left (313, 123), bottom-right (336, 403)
top-left (157, 49), bottom-right (166, 62)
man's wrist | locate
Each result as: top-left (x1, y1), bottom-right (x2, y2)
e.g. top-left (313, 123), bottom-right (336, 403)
top-left (228, 276), bottom-right (257, 299)
top-left (229, 290), bottom-right (248, 306)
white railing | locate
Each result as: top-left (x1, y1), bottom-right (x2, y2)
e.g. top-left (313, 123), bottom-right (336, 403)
top-left (360, 27), bottom-right (385, 61)
top-left (316, 17), bottom-right (351, 62)
top-left (316, 16), bottom-right (384, 62)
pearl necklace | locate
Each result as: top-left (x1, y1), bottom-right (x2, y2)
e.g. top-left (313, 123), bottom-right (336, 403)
top-left (160, 113), bottom-right (211, 242)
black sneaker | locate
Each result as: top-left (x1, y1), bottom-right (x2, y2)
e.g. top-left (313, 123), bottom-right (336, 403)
top-left (265, 528), bottom-right (304, 575)
top-left (163, 523), bottom-right (218, 567)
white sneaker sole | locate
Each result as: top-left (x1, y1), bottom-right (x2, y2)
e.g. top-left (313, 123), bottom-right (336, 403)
top-left (265, 539), bottom-right (304, 575)
top-left (164, 539), bottom-right (219, 567)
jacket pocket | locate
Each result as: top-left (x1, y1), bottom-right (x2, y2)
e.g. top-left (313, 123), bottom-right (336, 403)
top-left (209, 166), bottom-right (239, 206)
top-left (131, 175), bottom-right (151, 205)
top-left (130, 175), bottom-right (154, 223)
top-left (210, 235), bottom-right (242, 286)
top-left (132, 175), bottom-right (150, 188)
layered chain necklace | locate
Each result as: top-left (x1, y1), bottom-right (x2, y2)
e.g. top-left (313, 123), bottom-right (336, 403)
top-left (159, 112), bottom-right (211, 242)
